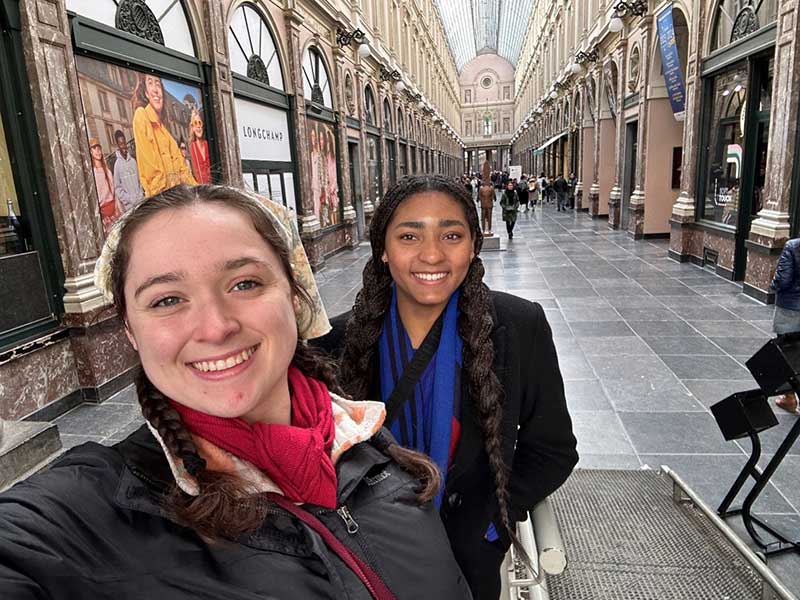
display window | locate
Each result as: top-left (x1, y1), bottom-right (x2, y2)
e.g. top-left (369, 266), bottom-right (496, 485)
top-left (229, 3), bottom-right (296, 215)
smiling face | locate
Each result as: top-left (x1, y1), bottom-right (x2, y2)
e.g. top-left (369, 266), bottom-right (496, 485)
top-left (122, 204), bottom-right (298, 424)
top-left (144, 75), bottom-right (163, 114)
top-left (90, 144), bottom-right (103, 163)
top-left (382, 191), bottom-right (474, 318)
top-left (192, 119), bottom-right (203, 139)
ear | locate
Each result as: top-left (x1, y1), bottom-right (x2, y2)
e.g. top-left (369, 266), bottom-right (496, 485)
top-left (381, 250), bottom-right (388, 264)
top-left (124, 322), bottom-right (138, 352)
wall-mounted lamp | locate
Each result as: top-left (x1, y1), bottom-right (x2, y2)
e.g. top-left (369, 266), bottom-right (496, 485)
top-left (337, 28), bottom-right (371, 58)
top-left (609, 0), bottom-right (647, 32)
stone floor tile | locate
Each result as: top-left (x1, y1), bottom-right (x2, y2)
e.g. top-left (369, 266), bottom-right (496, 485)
top-left (643, 336), bottom-right (726, 356)
top-left (570, 321), bottom-right (634, 337)
top-left (54, 403), bottom-right (142, 438)
top-left (659, 355), bottom-right (755, 381)
top-left (604, 295), bottom-right (663, 308)
top-left (709, 336), bottom-right (771, 357)
top-left (682, 379), bottom-right (761, 408)
top-left (576, 454), bottom-right (642, 469)
top-left (571, 411), bottom-right (637, 456)
top-left (688, 320), bottom-right (770, 338)
top-left (627, 320), bottom-right (701, 337)
top-left (667, 304), bottom-right (739, 321)
top-left (618, 412), bottom-right (737, 454)
top-left (615, 307), bottom-right (676, 322)
top-left (563, 380), bottom-right (614, 411)
top-left (576, 336), bottom-right (654, 356)
top-left (561, 308), bottom-right (624, 322)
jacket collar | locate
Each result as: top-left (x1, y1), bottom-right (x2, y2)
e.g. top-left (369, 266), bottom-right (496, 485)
top-left (122, 393), bottom-right (385, 499)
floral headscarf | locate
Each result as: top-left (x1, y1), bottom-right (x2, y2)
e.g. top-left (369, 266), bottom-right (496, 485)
top-left (93, 189), bottom-right (331, 340)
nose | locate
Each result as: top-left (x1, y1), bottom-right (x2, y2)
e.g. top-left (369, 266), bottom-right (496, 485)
top-left (193, 296), bottom-right (241, 344)
top-left (419, 236), bottom-right (445, 264)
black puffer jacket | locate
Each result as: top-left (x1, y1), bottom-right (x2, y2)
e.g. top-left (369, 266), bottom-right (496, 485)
top-left (0, 425), bottom-right (472, 599)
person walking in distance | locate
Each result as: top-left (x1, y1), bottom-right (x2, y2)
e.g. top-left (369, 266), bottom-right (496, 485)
top-left (770, 237), bottom-right (800, 415)
top-left (553, 175), bottom-right (569, 212)
top-left (567, 172), bottom-right (578, 210)
top-left (518, 174), bottom-right (529, 213)
top-left (479, 181), bottom-right (495, 235)
top-left (500, 180), bottom-right (520, 239)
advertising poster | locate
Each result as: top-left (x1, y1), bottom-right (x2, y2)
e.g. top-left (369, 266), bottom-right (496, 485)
top-left (307, 119), bottom-right (340, 228)
top-left (75, 55), bottom-right (211, 233)
top-left (657, 3), bottom-right (687, 121)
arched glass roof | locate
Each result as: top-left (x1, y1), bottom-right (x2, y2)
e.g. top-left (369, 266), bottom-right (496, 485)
top-left (434, 0), bottom-right (533, 72)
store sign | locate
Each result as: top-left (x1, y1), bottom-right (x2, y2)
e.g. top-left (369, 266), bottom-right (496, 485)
top-left (234, 97), bottom-right (291, 162)
top-left (657, 3), bottom-right (686, 121)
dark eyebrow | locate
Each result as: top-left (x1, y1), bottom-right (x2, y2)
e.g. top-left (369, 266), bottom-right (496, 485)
top-left (218, 256), bottom-right (272, 272)
top-left (394, 221), bottom-right (425, 230)
top-left (134, 271), bottom-right (186, 300)
top-left (439, 219), bottom-right (466, 228)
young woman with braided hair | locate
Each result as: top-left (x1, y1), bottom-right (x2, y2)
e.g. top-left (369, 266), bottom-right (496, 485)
top-left (317, 175), bottom-right (578, 600)
top-left (0, 184), bottom-right (471, 599)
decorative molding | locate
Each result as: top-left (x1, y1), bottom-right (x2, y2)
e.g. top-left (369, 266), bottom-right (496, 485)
top-left (62, 273), bottom-right (107, 315)
top-left (115, 0), bottom-right (164, 46)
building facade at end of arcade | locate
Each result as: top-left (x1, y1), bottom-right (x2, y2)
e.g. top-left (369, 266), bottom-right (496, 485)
top-left (511, 0), bottom-right (798, 305)
top-left (0, 0), bottom-right (463, 421)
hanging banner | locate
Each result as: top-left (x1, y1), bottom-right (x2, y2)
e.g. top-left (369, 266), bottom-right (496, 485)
top-left (656, 3), bottom-right (686, 121)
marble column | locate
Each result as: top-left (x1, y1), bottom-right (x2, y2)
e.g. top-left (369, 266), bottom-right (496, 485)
top-left (628, 20), bottom-right (653, 240)
top-left (589, 67), bottom-right (602, 217)
top-left (669, 0), bottom-right (708, 262)
top-left (354, 65), bottom-right (374, 219)
top-left (18, 0), bottom-right (137, 398)
top-left (744, 1), bottom-right (800, 301)
top-left (607, 41), bottom-right (628, 230)
top-left (283, 8), bottom-right (322, 266)
top-left (200, 0), bottom-right (241, 188)
top-left (331, 45), bottom-right (357, 244)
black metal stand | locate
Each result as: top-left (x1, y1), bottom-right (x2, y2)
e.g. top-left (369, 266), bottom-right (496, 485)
top-left (718, 413), bottom-right (800, 557)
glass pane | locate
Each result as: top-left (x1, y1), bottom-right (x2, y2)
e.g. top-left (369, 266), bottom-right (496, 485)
top-left (242, 172), bottom-right (256, 191)
top-left (713, 0), bottom-right (778, 51)
top-left (752, 121), bottom-right (769, 217)
top-left (283, 173), bottom-right (297, 213)
top-left (699, 62), bottom-right (749, 226)
top-left (256, 173), bottom-right (269, 195)
top-left (269, 173), bottom-right (283, 205)
top-left (367, 136), bottom-right (382, 206)
top-left (0, 111), bottom-right (26, 256)
top-left (758, 58), bottom-right (774, 113)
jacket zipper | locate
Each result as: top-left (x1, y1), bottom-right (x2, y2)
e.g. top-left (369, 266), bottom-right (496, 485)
top-left (337, 505), bottom-right (360, 534)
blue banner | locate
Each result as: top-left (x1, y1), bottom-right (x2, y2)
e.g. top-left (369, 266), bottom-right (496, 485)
top-left (657, 3), bottom-right (686, 120)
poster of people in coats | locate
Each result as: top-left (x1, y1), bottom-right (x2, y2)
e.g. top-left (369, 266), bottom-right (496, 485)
top-left (306, 119), bottom-right (340, 228)
top-left (75, 56), bottom-right (211, 233)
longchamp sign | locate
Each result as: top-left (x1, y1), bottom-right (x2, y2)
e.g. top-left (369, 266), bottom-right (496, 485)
top-left (234, 97), bottom-right (291, 162)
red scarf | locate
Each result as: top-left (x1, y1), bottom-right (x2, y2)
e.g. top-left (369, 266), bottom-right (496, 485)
top-left (171, 365), bottom-right (338, 508)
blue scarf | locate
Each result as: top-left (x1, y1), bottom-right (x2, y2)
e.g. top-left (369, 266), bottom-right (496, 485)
top-left (378, 287), bottom-right (462, 509)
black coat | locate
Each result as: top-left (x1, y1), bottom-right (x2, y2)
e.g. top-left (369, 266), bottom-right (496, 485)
top-left (316, 291), bottom-right (578, 599)
top-left (0, 425), bottom-right (472, 599)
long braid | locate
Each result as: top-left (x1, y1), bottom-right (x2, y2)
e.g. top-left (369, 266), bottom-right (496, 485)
top-left (339, 175), bottom-right (532, 564)
top-left (135, 367), bottom-right (206, 477)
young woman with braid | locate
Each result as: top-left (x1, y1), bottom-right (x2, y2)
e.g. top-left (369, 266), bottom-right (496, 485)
top-left (316, 175), bottom-right (578, 600)
top-left (0, 184), bottom-right (471, 599)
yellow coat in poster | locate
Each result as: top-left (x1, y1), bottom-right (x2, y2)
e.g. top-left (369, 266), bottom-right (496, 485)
top-left (133, 104), bottom-right (197, 197)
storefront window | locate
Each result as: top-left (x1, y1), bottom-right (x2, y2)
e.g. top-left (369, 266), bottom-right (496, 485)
top-left (0, 113), bottom-right (24, 256)
top-left (229, 3), bottom-right (284, 90)
top-left (66, 0), bottom-right (196, 56)
top-left (302, 47), bottom-right (333, 108)
top-left (367, 136), bottom-right (382, 205)
top-left (307, 119), bottom-right (340, 228)
top-left (698, 61), bottom-right (753, 225)
top-left (712, 0), bottom-right (777, 52)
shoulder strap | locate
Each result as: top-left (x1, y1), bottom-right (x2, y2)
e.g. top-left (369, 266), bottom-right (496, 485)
top-left (384, 314), bottom-right (444, 425)
top-left (269, 494), bottom-right (396, 600)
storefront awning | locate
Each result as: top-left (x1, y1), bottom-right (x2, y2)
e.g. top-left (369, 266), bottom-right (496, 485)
top-left (534, 131), bottom-right (567, 154)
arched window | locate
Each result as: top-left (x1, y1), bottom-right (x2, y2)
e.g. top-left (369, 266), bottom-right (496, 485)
top-left (66, 0), bottom-right (196, 56)
top-left (302, 46), bottom-right (333, 108)
top-left (408, 115), bottom-right (414, 141)
top-left (397, 107), bottom-right (404, 137)
top-left (364, 85), bottom-right (377, 126)
top-left (712, 0), bottom-right (777, 52)
top-left (383, 98), bottom-right (393, 131)
top-left (228, 3), bottom-right (284, 90)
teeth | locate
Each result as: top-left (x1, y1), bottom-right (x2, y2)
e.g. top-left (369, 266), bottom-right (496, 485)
top-left (191, 346), bottom-right (256, 373)
top-left (414, 273), bottom-right (447, 281)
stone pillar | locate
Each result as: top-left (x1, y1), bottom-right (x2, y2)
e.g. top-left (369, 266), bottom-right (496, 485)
top-left (18, 0), bottom-right (137, 396)
top-left (200, 0), bottom-right (241, 187)
top-left (628, 20), bottom-right (653, 240)
top-left (669, 0), bottom-right (707, 262)
top-left (744, 2), bottom-right (800, 301)
top-left (283, 9), bottom-right (322, 266)
top-left (589, 67), bottom-right (602, 217)
top-left (331, 46), bottom-right (357, 247)
top-left (354, 66), bottom-right (374, 218)
top-left (607, 41), bottom-right (628, 230)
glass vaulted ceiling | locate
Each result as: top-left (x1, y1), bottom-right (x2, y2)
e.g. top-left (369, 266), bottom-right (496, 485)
top-left (434, 0), bottom-right (533, 72)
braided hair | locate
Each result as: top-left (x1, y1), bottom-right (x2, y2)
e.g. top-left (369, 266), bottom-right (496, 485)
top-left (110, 184), bottom-right (439, 540)
top-left (339, 175), bottom-right (524, 555)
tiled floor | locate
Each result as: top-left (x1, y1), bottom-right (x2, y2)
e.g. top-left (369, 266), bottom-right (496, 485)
top-left (51, 201), bottom-right (800, 592)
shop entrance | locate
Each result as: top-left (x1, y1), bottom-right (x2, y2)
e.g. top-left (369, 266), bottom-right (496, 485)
top-left (622, 121), bottom-right (639, 230)
top-left (348, 141), bottom-right (365, 239)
